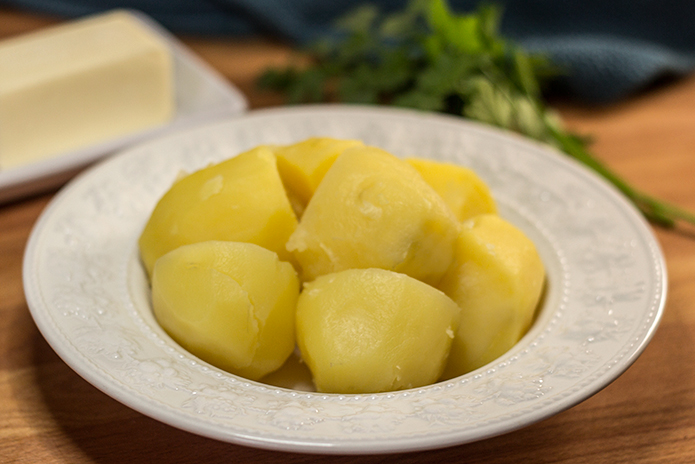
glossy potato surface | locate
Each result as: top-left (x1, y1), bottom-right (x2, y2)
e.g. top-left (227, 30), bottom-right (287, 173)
top-left (296, 268), bottom-right (460, 393)
top-left (151, 241), bottom-right (300, 380)
top-left (274, 137), bottom-right (364, 215)
top-left (439, 214), bottom-right (545, 379)
top-left (407, 157), bottom-right (497, 222)
top-left (139, 146), bottom-right (297, 277)
top-left (286, 146), bottom-right (459, 286)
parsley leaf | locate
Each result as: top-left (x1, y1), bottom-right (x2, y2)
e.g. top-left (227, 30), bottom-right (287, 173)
top-left (258, 0), bottom-right (695, 228)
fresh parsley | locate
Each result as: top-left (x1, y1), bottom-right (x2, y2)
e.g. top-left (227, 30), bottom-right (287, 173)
top-left (258, 0), bottom-right (695, 228)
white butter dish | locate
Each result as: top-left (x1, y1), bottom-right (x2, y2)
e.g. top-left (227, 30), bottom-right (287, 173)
top-left (0, 10), bottom-right (247, 204)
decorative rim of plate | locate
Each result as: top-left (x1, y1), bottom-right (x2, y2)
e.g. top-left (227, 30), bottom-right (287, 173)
top-left (23, 105), bottom-right (667, 454)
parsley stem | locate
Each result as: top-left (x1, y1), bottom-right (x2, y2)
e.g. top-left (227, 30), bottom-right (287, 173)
top-left (549, 126), bottom-right (695, 228)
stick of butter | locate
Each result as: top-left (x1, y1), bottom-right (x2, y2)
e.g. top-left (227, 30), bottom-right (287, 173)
top-left (0, 10), bottom-right (174, 169)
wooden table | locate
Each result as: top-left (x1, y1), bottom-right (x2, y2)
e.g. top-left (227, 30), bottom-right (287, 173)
top-left (2, 8), bottom-right (694, 463)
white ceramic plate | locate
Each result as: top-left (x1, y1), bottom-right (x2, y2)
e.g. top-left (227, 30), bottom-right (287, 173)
top-left (23, 105), bottom-right (667, 454)
top-left (0, 10), bottom-right (247, 204)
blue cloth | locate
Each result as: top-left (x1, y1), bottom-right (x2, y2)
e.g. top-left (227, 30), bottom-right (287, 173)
top-left (4, 0), bottom-right (695, 103)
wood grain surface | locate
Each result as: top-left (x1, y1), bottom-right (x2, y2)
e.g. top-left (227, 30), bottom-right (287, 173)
top-left (2, 7), bottom-right (694, 464)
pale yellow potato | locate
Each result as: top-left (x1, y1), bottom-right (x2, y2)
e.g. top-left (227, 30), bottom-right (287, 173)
top-left (296, 268), bottom-right (461, 393)
top-left (407, 158), bottom-right (497, 222)
top-left (141, 137), bottom-right (545, 393)
top-left (151, 241), bottom-right (300, 380)
top-left (139, 146), bottom-right (297, 277)
top-left (274, 137), bottom-right (364, 215)
top-left (286, 145), bottom-right (459, 286)
top-left (438, 214), bottom-right (545, 379)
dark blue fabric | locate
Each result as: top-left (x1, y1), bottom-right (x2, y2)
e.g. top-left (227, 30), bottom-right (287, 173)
top-left (4, 0), bottom-right (695, 103)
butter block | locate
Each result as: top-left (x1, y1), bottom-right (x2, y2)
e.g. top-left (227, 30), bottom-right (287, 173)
top-left (0, 10), bottom-right (174, 169)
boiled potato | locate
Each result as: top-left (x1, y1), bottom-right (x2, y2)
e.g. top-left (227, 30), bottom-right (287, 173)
top-left (296, 268), bottom-right (461, 393)
top-left (438, 214), bottom-right (545, 379)
top-left (140, 136), bottom-right (546, 392)
top-left (407, 158), bottom-right (497, 222)
top-left (274, 137), bottom-right (364, 215)
top-left (139, 146), bottom-right (297, 277)
top-left (286, 145), bottom-right (459, 286)
top-left (151, 241), bottom-right (300, 380)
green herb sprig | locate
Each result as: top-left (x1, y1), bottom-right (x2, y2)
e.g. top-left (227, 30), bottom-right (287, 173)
top-left (258, 0), bottom-right (695, 228)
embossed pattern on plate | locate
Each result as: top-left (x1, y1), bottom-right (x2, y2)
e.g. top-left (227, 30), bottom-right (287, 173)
top-left (23, 105), bottom-right (667, 454)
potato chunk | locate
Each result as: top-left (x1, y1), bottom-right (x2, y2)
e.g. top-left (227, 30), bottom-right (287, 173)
top-left (151, 241), bottom-right (300, 380)
top-left (274, 137), bottom-right (364, 215)
top-left (439, 214), bottom-right (545, 379)
top-left (286, 146), bottom-right (459, 286)
top-left (407, 158), bottom-right (497, 222)
top-left (138, 146), bottom-right (297, 277)
top-left (296, 268), bottom-right (460, 393)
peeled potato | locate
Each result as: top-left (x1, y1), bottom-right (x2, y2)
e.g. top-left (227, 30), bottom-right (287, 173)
top-left (296, 268), bottom-right (461, 393)
top-left (139, 146), bottom-right (297, 277)
top-left (151, 241), bottom-right (300, 380)
top-left (286, 145), bottom-right (459, 286)
top-left (407, 158), bottom-right (497, 222)
top-left (139, 136), bottom-right (546, 392)
top-left (274, 137), bottom-right (364, 215)
top-left (438, 214), bottom-right (545, 379)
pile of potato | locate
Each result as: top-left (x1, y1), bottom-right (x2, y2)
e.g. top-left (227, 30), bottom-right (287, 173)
top-left (139, 138), bottom-right (545, 394)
